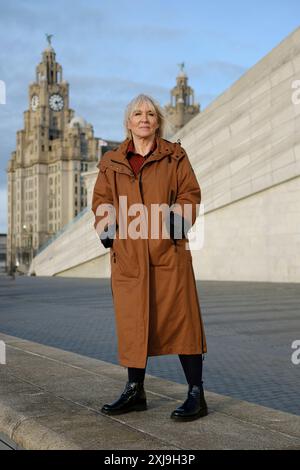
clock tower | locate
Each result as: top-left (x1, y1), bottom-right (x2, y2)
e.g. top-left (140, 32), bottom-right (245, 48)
top-left (29, 37), bottom-right (70, 148)
top-left (6, 36), bottom-right (100, 274)
top-left (164, 63), bottom-right (200, 138)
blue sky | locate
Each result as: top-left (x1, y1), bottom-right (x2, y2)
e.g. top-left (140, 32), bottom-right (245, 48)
top-left (0, 0), bottom-right (299, 232)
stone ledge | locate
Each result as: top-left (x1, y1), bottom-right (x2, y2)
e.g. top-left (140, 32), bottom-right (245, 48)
top-left (0, 332), bottom-right (299, 450)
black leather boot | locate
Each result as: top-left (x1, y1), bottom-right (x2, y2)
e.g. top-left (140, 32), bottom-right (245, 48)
top-left (170, 384), bottom-right (208, 421)
top-left (101, 381), bottom-right (147, 415)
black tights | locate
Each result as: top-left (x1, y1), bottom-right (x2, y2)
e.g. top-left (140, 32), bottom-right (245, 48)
top-left (128, 354), bottom-right (203, 387)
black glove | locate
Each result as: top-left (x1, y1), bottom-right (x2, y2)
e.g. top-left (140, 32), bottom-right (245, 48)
top-left (99, 222), bottom-right (117, 248)
top-left (169, 211), bottom-right (190, 240)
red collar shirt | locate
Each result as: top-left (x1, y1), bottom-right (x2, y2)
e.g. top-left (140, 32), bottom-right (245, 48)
top-left (126, 138), bottom-right (157, 177)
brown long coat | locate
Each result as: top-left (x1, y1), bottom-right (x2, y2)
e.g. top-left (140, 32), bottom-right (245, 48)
top-left (92, 136), bottom-right (207, 368)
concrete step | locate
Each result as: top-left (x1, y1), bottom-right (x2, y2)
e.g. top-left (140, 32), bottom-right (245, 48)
top-left (0, 332), bottom-right (299, 450)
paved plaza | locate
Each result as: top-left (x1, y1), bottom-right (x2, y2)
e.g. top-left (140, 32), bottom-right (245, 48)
top-left (0, 274), bottom-right (299, 416)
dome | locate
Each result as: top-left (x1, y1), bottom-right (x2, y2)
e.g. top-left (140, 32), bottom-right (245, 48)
top-left (178, 70), bottom-right (187, 78)
top-left (43, 41), bottom-right (55, 52)
top-left (43, 46), bottom-right (55, 55)
top-left (69, 115), bottom-right (87, 128)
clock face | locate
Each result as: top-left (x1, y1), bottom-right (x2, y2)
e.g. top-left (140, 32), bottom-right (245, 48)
top-left (49, 94), bottom-right (64, 111)
top-left (31, 94), bottom-right (39, 111)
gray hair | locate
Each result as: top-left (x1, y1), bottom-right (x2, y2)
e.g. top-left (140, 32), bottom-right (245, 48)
top-left (124, 94), bottom-right (166, 139)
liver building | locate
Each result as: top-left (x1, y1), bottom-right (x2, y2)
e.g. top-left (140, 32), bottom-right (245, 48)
top-left (6, 37), bottom-right (114, 273)
top-left (164, 62), bottom-right (200, 137)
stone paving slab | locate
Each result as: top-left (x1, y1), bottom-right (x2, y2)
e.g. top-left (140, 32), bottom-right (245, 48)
top-left (0, 333), bottom-right (300, 450)
top-left (0, 275), bottom-right (299, 416)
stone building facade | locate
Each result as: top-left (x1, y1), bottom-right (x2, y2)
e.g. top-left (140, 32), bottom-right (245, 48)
top-left (6, 41), bottom-right (115, 273)
top-left (164, 63), bottom-right (200, 137)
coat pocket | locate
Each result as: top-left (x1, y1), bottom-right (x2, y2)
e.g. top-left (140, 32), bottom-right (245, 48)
top-left (110, 244), bottom-right (140, 278)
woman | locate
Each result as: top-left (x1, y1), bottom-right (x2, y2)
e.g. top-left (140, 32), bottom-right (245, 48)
top-left (92, 94), bottom-right (208, 421)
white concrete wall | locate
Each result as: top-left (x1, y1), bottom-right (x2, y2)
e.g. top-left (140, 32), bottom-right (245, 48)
top-left (192, 176), bottom-right (300, 282)
top-left (174, 26), bottom-right (300, 282)
top-left (174, 28), bottom-right (300, 211)
top-left (29, 207), bottom-right (111, 277)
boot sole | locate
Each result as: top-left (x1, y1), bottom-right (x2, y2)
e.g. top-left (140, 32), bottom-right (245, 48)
top-left (170, 408), bottom-right (208, 421)
top-left (101, 402), bottom-right (147, 416)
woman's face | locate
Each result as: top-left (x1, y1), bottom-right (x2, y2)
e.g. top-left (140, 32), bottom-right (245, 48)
top-left (127, 102), bottom-right (159, 139)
